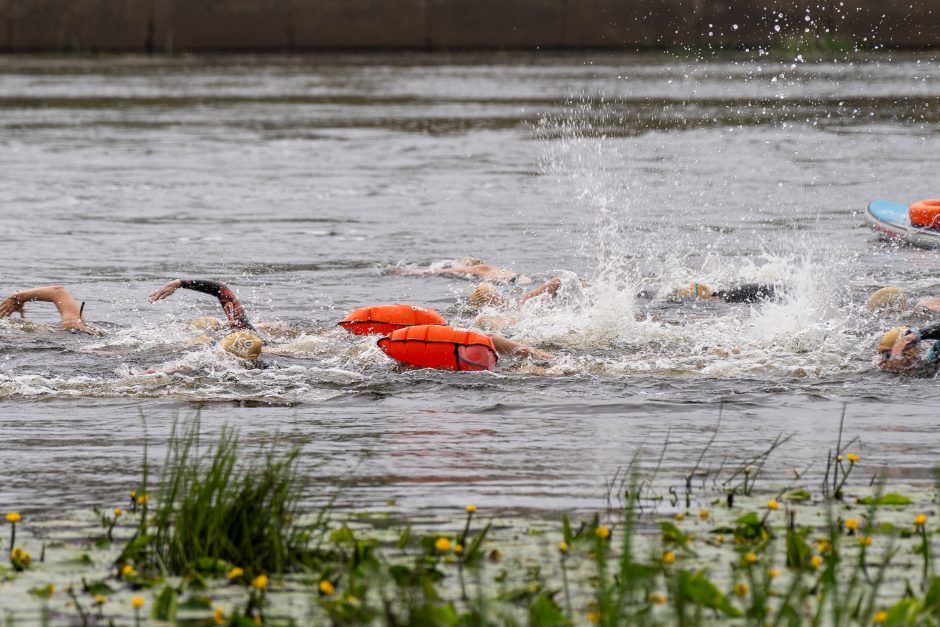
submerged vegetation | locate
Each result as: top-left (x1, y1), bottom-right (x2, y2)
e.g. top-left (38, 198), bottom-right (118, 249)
top-left (1, 414), bottom-right (939, 626)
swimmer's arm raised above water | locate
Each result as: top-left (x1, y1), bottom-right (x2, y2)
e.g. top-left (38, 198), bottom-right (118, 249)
top-left (889, 321), bottom-right (940, 359)
top-left (0, 285), bottom-right (83, 326)
top-left (148, 279), bottom-right (254, 330)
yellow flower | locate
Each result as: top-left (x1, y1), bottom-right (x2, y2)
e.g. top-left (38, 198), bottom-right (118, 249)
top-left (466, 504), bottom-right (477, 513)
top-left (699, 510), bottom-right (709, 520)
top-left (95, 594), bottom-right (106, 605)
top-left (131, 596), bottom-right (144, 609)
top-left (435, 537), bottom-right (452, 552)
top-left (136, 494), bottom-right (149, 506)
top-left (715, 535), bottom-right (726, 544)
top-left (811, 555), bottom-right (824, 569)
top-left (5, 512), bottom-right (21, 524)
top-left (915, 513), bottom-right (928, 527)
top-left (10, 547), bottom-right (22, 560)
top-left (454, 544), bottom-right (463, 554)
top-left (595, 526), bottom-right (610, 540)
top-left (319, 579), bottom-right (335, 595)
top-left (227, 566), bottom-right (244, 580)
top-left (836, 454), bottom-right (843, 462)
top-left (121, 564), bottom-right (134, 577)
top-left (845, 518), bottom-right (859, 531)
top-left (662, 551), bottom-right (676, 564)
top-left (252, 574), bottom-right (268, 590)
top-left (129, 490), bottom-right (137, 498)
top-left (858, 535), bottom-right (873, 547)
top-left (113, 508), bottom-right (123, 518)
top-left (846, 452), bottom-right (860, 463)
top-left (558, 541), bottom-right (569, 554)
top-left (675, 512), bottom-right (685, 521)
top-left (816, 539), bottom-right (831, 553)
top-left (767, 499), bottom-right (780, 511)
top-left (587, 611), bottom-right (601, 624)
top-left (734, 582), bottom-right (749, 597)
top-left (214, 607), bottom-right (225, 625)
top-left (873, 610), bottom-right (888, 624)
top-left (768, 568), bottom-right (781, 578)
top-left (252, 615), bottom-right (262, 626)
top-left (744, 552), bottom-right (758, 565)
top-left (649, 593), bottom-right (667, 604)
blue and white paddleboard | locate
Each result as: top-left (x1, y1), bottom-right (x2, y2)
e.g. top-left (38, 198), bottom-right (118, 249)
top-left (866, 200), bottom-right (940, 249)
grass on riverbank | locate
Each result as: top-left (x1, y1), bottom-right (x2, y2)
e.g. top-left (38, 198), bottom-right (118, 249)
top-left (2, 413), bottom-right (939, 626)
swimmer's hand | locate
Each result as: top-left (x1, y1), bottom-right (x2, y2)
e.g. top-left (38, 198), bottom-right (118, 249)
top-left (889, 332), bottom-right (920, 360)
top-left (149, 279), bottom-right (182, 303)
top-left (0, 294), bottom-right (25, 319)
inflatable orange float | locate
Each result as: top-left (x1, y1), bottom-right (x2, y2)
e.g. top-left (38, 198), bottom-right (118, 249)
top-left (909, 199), bottom-right (940, 229)
top-left (339, 304), bottom-right (446, 336)
top-left (377, 325), bottom-right (497, 371)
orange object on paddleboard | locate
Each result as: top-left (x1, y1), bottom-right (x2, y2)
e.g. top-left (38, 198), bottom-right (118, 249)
top-left (338, 304), bottom-right (446, 336)
top-left (909, 199), bottom-right (940, 229)
top-left (377, 325), bottom-right (498, 371)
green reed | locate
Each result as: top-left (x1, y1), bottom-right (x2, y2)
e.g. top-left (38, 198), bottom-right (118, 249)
top-left (122, 414), bottom-right (312, 579)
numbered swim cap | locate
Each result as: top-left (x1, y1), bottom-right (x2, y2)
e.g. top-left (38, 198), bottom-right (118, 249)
top-left (219, 332), bottom-right (263, 361)
top-left (867, 287), bottom-right (908, 313)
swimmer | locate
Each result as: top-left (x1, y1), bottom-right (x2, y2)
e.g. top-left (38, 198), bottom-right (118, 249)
top-left (148, 279), bottom-right (255, 331)
top-left (877, 323), bottom-right (940, 376)
top-left (396, 257), bottom-right (531, 285)
top-left (0, 285), bottom-right (99, 335)
top-left (663, 282), bottom-right (781, 304)
top-left (142, 331), bottom-right (267, 374)
top-left (866, 287), bottom-right (940, 314)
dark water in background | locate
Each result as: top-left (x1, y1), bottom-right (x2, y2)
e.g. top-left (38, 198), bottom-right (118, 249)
top-left (1, 52), bottom-right (940, 518)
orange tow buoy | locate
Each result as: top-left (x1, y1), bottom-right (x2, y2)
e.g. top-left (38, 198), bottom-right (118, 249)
top-left (377, 325), bottom-right (497, 371)
top-left (338, 304), bottom-right (446, 336)
top-left (909, 199), bottom-right (940, 229)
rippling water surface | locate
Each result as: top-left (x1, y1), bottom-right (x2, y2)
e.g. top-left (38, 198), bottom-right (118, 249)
top-left (2, 52), bottom-right (940, 517)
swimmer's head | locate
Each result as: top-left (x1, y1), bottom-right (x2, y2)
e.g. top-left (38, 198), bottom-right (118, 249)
top-left (877, 326), bottom-right (922, 372)
top-left (61, 318), bottom-right (101, 337)
top-left (468, 283), bottom-right (507, 309)
top-left (188, 317), bottom-right (225, 331)
top-left (460, 257), bottom-right (484, 267)
top-left (867, 287), bottom-right (908, 313)
top-left (672, 282), bottom-right (715, 301)
top-left (218, 332), bottom-right (263, 362)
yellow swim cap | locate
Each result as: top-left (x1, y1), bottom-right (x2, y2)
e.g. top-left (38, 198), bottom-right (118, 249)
top-left (468, 283), bottom-right (507, 309)
top-left (877, 326), bottom-right (919, 356)
top-left (189, 317), bottom-right (225, 331)
top-left (867, 287), bottom-right (908, 313)
top-left (219, 332), bottom-right (263, 361)
top-left (673, 282), bottom-right (715, 301)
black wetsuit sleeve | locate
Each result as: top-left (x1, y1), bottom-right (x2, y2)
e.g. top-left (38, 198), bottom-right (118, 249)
top-left (917, 321), bottom-right (940, 341)
top-left (715, 284), bottom-right (778, 303)
top-left (179, 279), bottom-right (254, 331)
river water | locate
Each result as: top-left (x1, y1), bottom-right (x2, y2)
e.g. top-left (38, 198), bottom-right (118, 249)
top-left (1, 52), bottom-right (939, 518)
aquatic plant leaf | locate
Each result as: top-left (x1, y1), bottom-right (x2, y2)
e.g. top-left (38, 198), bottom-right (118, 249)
top-left (179, 595), bottom-right (213, 610)
top-left (28, 583), bottom-right (55, 599)
top-left (330, 526), bottom-right (356, 545)
top-left (785, 489), bottom-right (811, 502)
top-left (190, 557), bottom-right (233, 576)
top-left (885, 597), bottom-right (921, 625)
top-left (923, 578), bottom-right (940, 617)
top-left (528, 592), bottom-right (568, 627)
top-left (152, 585), bottom-right (178, 621)
top-left (660, 521), bottom-right (695, 552)
top-left (677, 570), bottom-right (742, 618)
top-left (857, 494), bottom-right (913, 506)
top-left (786, 527), bottom-right (811, 569)
top-left (562, 514), bottom-right (573, 544)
